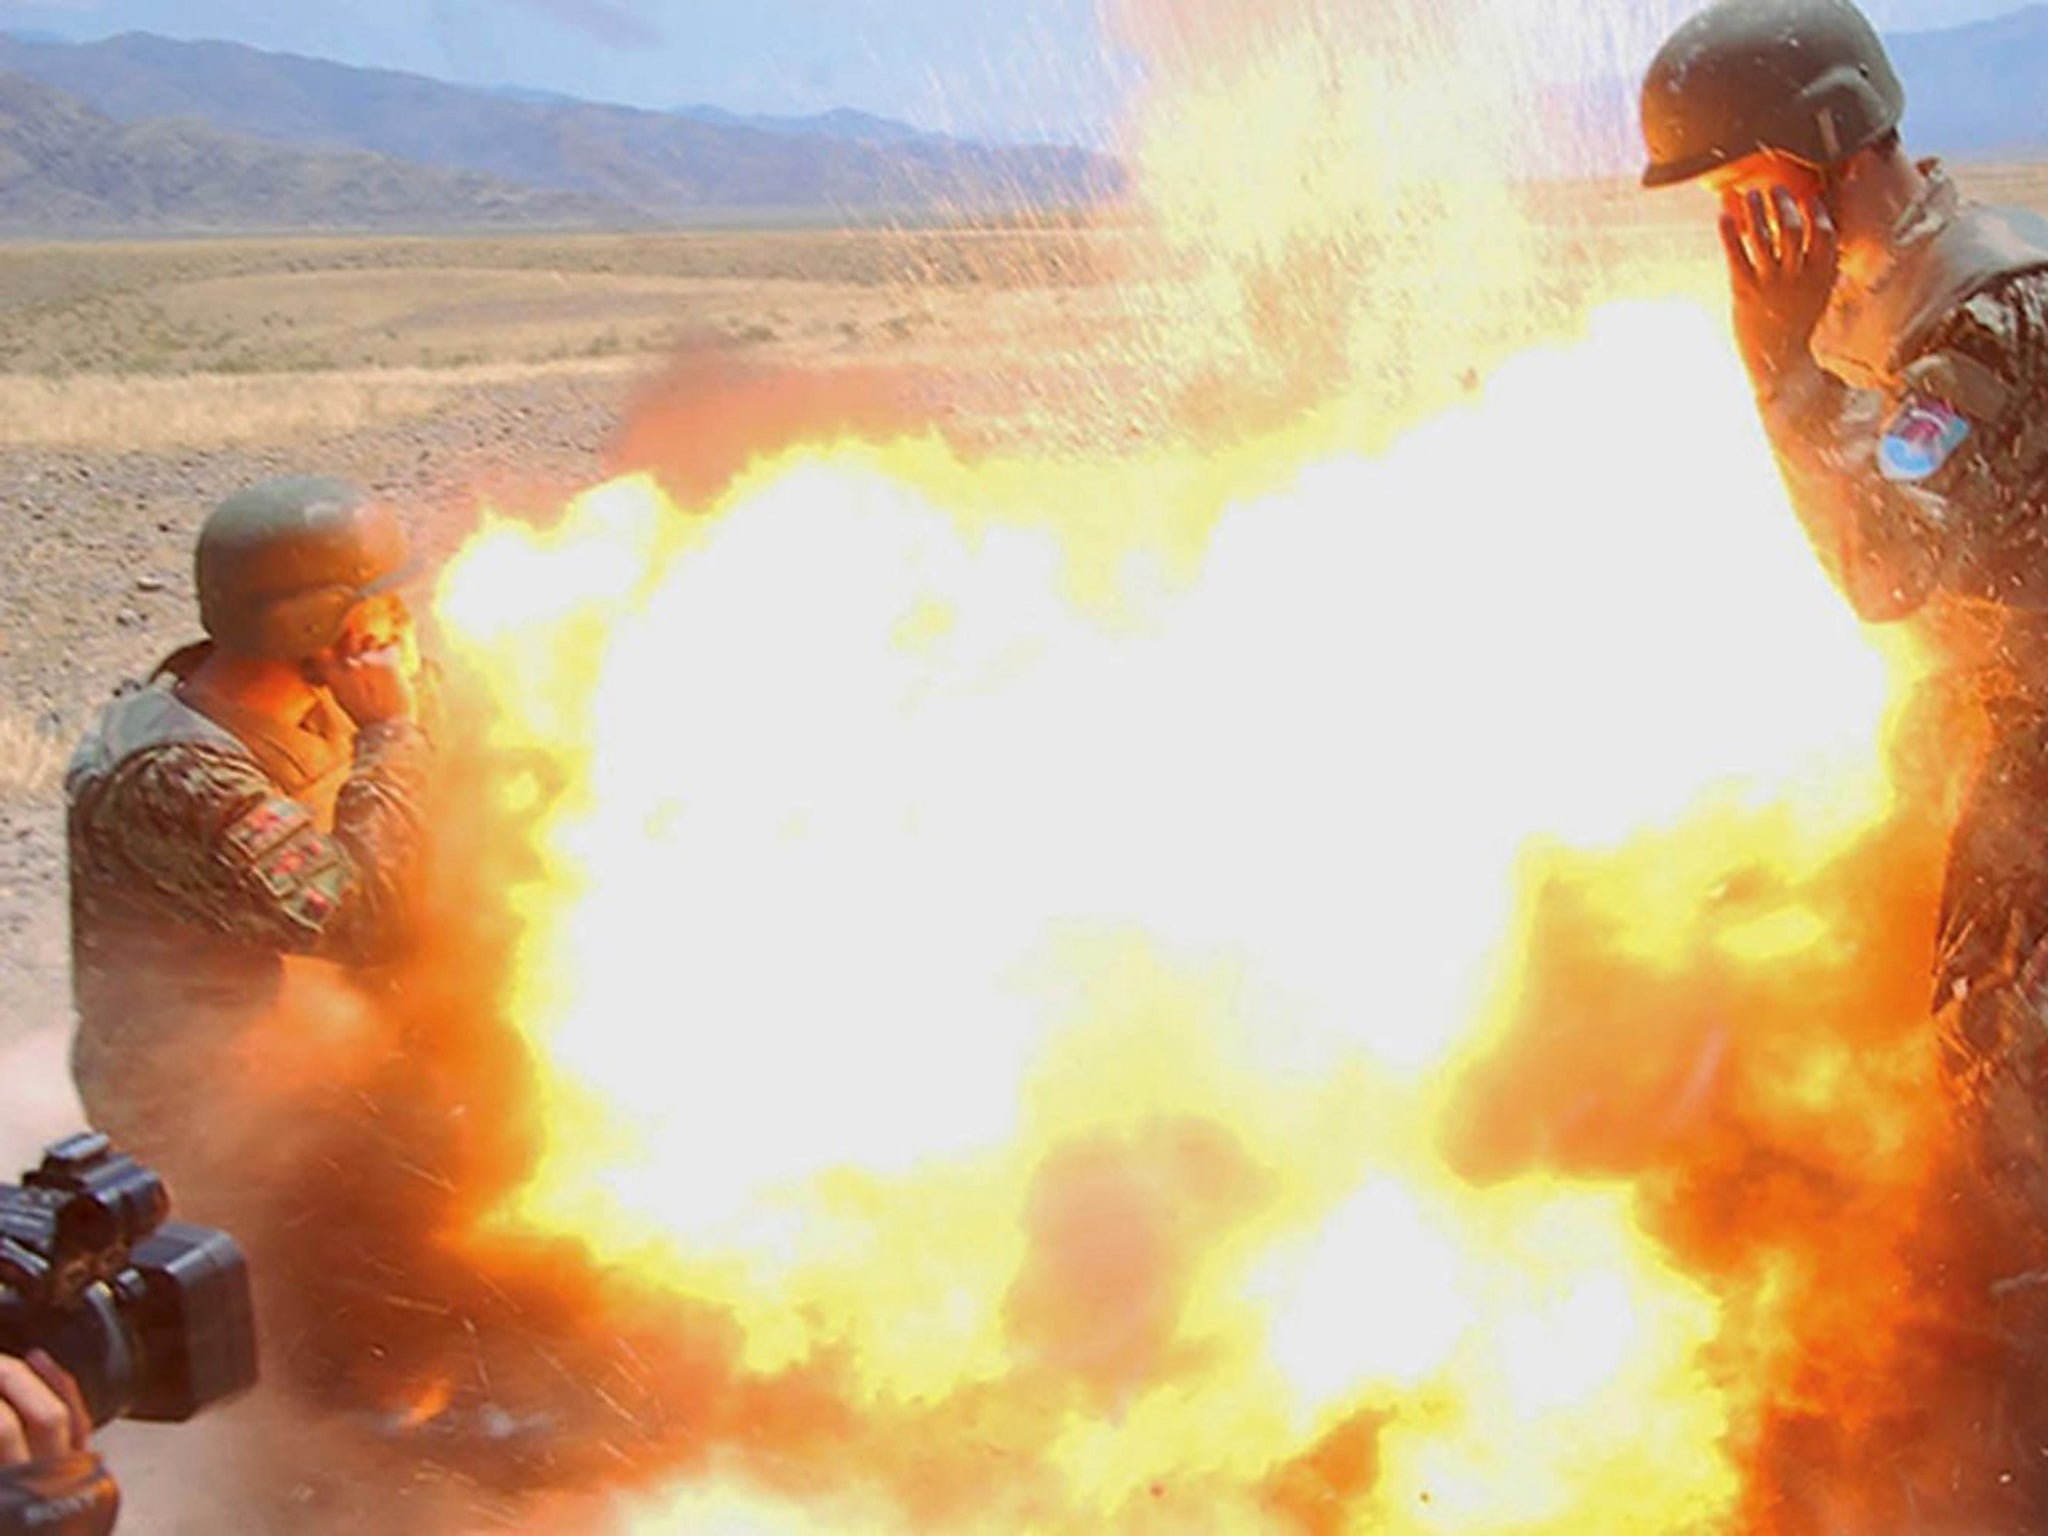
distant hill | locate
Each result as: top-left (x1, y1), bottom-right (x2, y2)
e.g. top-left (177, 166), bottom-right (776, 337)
top-left (0, 31), bottom-right (1122, 217)
top-left (1889, 7), bottom-right (2048, 160)
top-left (674, 105), bottom-right (941, 149)
top-left (3, 4), bottom-right (2027, 233)
top-left (0, 72), bottom-right (635, 235)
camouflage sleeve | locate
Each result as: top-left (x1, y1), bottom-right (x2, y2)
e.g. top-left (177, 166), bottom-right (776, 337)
top-left (1757, 364), bottom-right (1952, 622)
top-left (1909, 274), bottom-right (2048, 602)
top-left (1758, 271), bottom-right (2048, 621)
top-left (76, 721), bottom-right (433, 966)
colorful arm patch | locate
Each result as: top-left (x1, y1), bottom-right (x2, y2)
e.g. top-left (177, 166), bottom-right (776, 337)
top-left (1878, 395), bottom-right (1973, 484)
top-left (218, 797), bottom-right (314, 866)
top-left (219, 796), bottom-right (348, 931)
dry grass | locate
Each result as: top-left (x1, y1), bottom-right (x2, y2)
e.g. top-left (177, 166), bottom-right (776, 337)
top-left (1950, 162), bottom-right (2048, 211)
top-left (0, 356), bottom-right (656, 448)
top-left (0, 225), bottom-right (1115, 376)
top-left (0, 221), bottom-right (1127, 447)
top-left (0, 163), bottom-right (2041, 451)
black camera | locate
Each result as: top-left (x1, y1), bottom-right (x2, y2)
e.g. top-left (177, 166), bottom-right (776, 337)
top-left (0, 1132), bottom-right (259, 1535)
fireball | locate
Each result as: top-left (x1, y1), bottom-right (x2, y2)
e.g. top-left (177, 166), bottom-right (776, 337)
top-left (416, 2), bottom-right (1962, 1531)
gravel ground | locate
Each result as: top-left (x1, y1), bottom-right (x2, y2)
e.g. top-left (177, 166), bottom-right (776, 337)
top-left (0, 367), bottom-right (635, 1534)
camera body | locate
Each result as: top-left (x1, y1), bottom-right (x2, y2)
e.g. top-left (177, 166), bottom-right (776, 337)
top-left (0, 1132), bottom-right (258, 1425)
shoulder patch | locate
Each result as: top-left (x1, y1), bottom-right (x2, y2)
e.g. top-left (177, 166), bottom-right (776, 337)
top-left (280, 861), bottom-right (347, 929)
top-left (222, 796), bottom-right (347, 926)
top-left (222, 797), bottom-right (347, 927)
top-left (251, 829), bottom-right (328, 898)
top-left (219, 798), bottom-right (314, 867)
top-left (1879, 395), bottom-right (1973, 483)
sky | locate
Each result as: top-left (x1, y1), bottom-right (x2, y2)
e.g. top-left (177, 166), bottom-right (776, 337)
top-left (0, 0), bottom-right (2031, 144)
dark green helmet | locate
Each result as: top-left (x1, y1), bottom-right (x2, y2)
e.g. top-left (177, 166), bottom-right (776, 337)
top-left (1639, 0), bottom-right (1905, 189)
top-left (195, 476), bottom-right (416, 660)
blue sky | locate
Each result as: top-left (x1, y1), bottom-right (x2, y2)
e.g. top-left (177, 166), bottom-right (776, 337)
top-left (0, 0), bottom-right (2029, 144)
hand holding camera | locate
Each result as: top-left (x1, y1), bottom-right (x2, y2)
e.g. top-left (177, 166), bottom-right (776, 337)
top-left (0, 1134), bottom-right (258, 1535)
top-left (0, 1350), bottom-right (88, 1466)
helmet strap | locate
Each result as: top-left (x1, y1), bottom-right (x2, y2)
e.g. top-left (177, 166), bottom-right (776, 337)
top-left (1816, 107), bottom-right (1844, 164)
top-left (1817, 156), bottom-right (1855, 230)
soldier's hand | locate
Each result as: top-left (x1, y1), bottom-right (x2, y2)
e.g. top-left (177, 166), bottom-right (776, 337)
top-left (314, 642), bottom-right (417, 728)
top-left (1720, 184), bottom-right (1839, 383)
top-left (0, 1351), bottom-right (90, 1466)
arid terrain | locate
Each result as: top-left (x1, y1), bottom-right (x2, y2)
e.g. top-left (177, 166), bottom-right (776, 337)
top-left (4, 164), bottom-right (2047, 1530)
top-left (0, 212), bottom-right (1211, 1532)
top-left (0, 217), bottom-right (1130, 1050)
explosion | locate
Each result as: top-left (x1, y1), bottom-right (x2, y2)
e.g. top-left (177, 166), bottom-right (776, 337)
top-left (428, 296), bottom-right (1945, 1532)
top-left (319, 1), bottom-right (1997, 1531)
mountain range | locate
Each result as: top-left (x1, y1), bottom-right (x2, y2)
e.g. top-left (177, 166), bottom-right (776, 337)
top-left (0, 10), bottom-right (2043, 236)
top-left (0, 71), bottom-right (632, 234)
top-left (0, 30), bottom-right (1119, 233)
top-left (1889, 7), bottom-right (2048, 160)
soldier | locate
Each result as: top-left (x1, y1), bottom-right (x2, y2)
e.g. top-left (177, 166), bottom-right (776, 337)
top-left (65, 476), bottom-right (434, 1186)
top-left (1642, 4), bottom-right (2048, 1096)
top-left (1641, 0), bottom-right (2048, 1507)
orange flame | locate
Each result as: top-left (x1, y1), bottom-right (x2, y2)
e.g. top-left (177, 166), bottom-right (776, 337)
top-left (382, 3), bottom-right (1984, 1531)
top-left (422, 290), bottom-right (1944, 1531)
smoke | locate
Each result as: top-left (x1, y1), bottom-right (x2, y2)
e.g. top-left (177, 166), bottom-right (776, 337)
top-left (492, 0), bottom-right (664, 50)
top-left (610, 343), bottom-right (941, 509)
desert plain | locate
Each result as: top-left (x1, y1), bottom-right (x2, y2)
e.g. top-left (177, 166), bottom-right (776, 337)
top-left (3, 164), bottom-right (2046, 1530)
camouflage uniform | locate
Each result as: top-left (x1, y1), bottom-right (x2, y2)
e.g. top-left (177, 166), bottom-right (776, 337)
top-left (1641, 5), bottom-right (2048, 1514)
top-left (1754, 172), bottom-right (2048, 1382)
top-left (66, 639), bottom-right (432, 1182)
top-left (1755, 164), bottom-right (2048, 1027)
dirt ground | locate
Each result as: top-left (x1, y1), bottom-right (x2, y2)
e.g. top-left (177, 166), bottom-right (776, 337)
top-left (4, 164), bottom-right (2047, 1531)
top-left (0, 220), bottom-right (1137, 1039)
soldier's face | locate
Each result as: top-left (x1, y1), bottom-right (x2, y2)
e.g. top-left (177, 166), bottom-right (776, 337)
top-left (1703, 152), bottom-right (1825, 221)
top-left (332, 593), bottom-right (420, 679)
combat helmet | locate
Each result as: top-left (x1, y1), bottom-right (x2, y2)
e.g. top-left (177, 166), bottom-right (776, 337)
top-left (1639, 0), bottom-right (1905, 188)
top-left (195, 476), bottom-right (416, 660)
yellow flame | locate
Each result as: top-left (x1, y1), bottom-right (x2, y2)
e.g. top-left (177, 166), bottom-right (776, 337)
top-left (428, 4), bottom-right (1932, 1528)
top-left (435, 294), bottom-right (1909, 1532)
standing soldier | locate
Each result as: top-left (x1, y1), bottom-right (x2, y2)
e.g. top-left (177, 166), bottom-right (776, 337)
top-left (65, 476), bottom-right (434, 1188)
top-left (1640, 0), bottom-right (2048, 1510)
